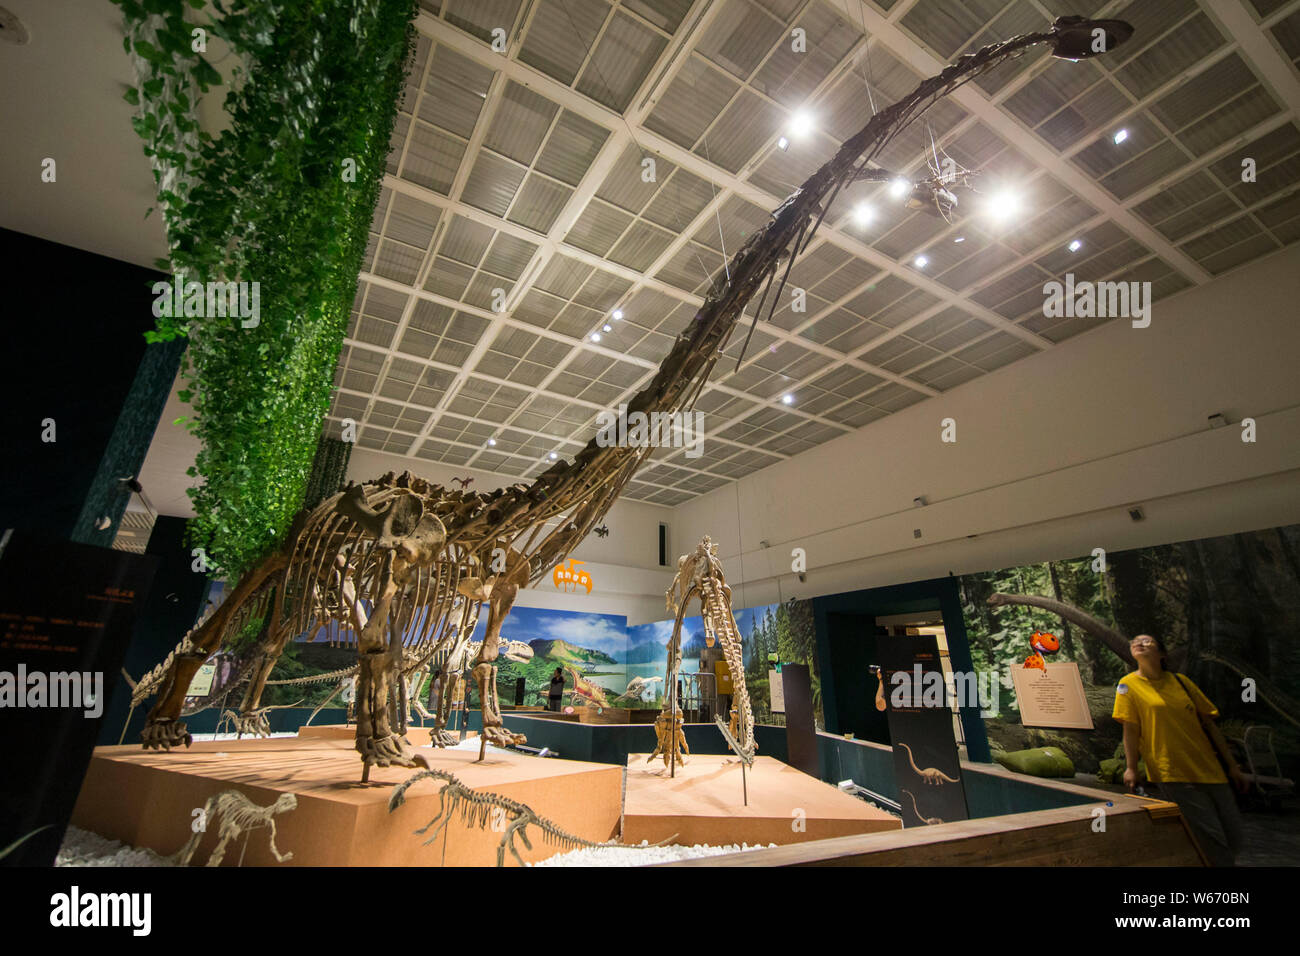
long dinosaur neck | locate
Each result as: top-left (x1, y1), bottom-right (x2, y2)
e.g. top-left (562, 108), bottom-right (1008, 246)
top-left (516, 28), bottom-right (1063, 516)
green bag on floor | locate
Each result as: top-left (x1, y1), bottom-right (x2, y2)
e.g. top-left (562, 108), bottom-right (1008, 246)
top-left (995, 746), bottom-right (1074, 777)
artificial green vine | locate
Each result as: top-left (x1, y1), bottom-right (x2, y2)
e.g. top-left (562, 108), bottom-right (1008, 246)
top-left (116, 0), bottom-right (417, 577)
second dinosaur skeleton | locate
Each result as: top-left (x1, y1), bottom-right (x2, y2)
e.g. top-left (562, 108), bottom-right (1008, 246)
top-left (661, 536), bottom-right (755, 768)
top-left (172, 789), bottom-right (298, 867)
top-left (132, 16), bottom-right (1133, 775)
top-left (388, 768), bottom-right (670, 867)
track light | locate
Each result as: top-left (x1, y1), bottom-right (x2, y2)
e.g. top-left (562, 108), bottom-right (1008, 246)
top-left (888, 177), bottom-right (910, 199)
top-left (1113, 128), bottom-right (1129, 144)
top-left (1068, 239), bottom-right (1082, 252)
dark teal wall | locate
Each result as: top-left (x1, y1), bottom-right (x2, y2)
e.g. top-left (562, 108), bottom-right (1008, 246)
top-left (813, 577), bottom-right (991, 763)
top-left (100, 516), bottom-right (212, 746)
top-left (818, 733), bottom-right (1092, 817)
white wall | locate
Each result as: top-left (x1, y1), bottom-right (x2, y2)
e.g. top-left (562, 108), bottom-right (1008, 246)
top-left (671, 245), bottom-right (1300, 609)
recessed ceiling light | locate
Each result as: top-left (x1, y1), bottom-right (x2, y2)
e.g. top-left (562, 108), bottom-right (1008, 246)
top-left (914, 255), bottom-right (929, 268)
top-left (1113, 128), bottom-right (1129, 144)
top-left (789, 111), bottom-right (814, 138)
top-left (777, 136), bottom-right (790, 151)
top-left (782, 394), bottom-right (795, 405)
top-left (953, 236), bottom-right (965, 243)
top-left (590, 333), bottom-right (601, 342)
top-left (888, 178), bottom-right (910, 199)
top-left (602, 323), bottom-right (612, 333)
top-left (1068, 239), bottom-right (1082, 252)
top-left (852, 202), bottom-right (874, 227)
top-left (611, 309), bottom-right (623, 320)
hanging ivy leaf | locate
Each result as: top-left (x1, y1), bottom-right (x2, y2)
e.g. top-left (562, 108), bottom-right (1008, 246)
top-left (114, 0), bottom-right (418, 576)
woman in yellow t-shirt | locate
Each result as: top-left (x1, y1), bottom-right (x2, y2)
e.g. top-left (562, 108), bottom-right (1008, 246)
top-left (1112, 634), bottom-right (1247, 866)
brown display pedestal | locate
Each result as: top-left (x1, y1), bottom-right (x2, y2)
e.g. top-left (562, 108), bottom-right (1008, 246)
top-left (71, 735), bottom-right (621, 866)
top-left (622, 754), bottom-right (900, 847)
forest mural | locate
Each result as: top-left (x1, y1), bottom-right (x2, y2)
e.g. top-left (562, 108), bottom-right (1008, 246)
top-left (959, 523), bottom-right (1300, 780)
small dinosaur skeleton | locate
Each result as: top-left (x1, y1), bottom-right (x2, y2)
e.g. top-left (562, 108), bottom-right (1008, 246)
top-left (214, 699), bottom-right (303, 739)
top-left (898, 742), bottom-right (960, 785)
top-left (172, 790), bottom-right (298, 867)
top-left (615, 675), bottom-right (662, 703)
top-left (662, 536), bottom-right (755, 767)
top-left (900, 788), bottom-right (944, 826)
top-left (388, 768), bottom-right (668, 867)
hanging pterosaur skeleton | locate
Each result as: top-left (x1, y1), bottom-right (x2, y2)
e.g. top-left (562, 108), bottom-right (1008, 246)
top-left (134, 16), bottom-right (1133, 774)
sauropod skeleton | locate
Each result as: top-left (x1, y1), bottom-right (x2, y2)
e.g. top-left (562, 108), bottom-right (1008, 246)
top-left (132, 16), bottom-right (1134, 776)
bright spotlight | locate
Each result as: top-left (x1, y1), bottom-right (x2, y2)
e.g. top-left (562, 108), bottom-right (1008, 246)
top-left (1068, 239), bottom-right (1082, 252)
top-left (1113, 128), bottom-right (1129, 144)
top-left (986, 189), bottom-right (1021, 222)
top-left (611, 309), bottom-right (623, 320)
top-left (777, 136), bottom-right (790, 151)
top-left (487, 438), bottom-right (497, 447)
top-left (602, 323), bottom-right (612, 333)
top-left (789, 111), bottom-right (814, 138)
top-left (590, 333), bottom-right (601, 343)
top-left (888, 178), bottom-right (910, 199)
top-left (782, 394), bottom-right (795, 405)
top-left (549, 452), bottom-right (558, 460)
top-left (953, 236), bottom-right (965, 243)
top-left (852, 202), bottom-right (874, 227)
top-left (914, 255), bottom-right (928, 268)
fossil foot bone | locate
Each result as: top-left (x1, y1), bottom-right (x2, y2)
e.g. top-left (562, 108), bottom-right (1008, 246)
top-left (142, 718), bottom-right (192, 751)
top-left (356, 732), bottom-right (428, 769)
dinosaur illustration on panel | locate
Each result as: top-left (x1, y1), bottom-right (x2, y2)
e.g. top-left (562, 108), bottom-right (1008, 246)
top-left (1023, 630), bottom-right (1060, 671)
top-left (388, 768), bottom-right (671, 867)
top-left (900, 788), bottom-right (945, 826)
top-left (173, 790), bottom-right (298, 867)
top-left (130, 16), bottom-right (1133, 776)
top-left (898, 742), bottom-right (960, 785)
top-left (662, 536), bottom-right (755, 767)
top-left (566, 666), bottom-right (612, 709)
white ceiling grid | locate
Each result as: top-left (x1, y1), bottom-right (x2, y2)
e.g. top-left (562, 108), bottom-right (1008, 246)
top-left (327, 0), bottom-right (1300, 506)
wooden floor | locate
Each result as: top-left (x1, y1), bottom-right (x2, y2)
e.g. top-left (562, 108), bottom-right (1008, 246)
top-left (623, 754), bottom-right (901, 847)
top-left (71, 734), bottom-right (622, 866)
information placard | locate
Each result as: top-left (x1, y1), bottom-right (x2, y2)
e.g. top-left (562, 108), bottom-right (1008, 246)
top-left (768, 668), bottom-right (784, 713)
top-left (185, 662), bottom-right (216, 697)
top-left (1010, 661), bottom-right (1094, 729)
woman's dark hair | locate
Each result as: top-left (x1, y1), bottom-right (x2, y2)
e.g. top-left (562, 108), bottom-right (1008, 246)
top-left (432, 668), bottom-right (441, 678)
top-left (552, 667), bottom-right (563, 677)
top-left (1153, 635), bottom-right (1176, 671)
